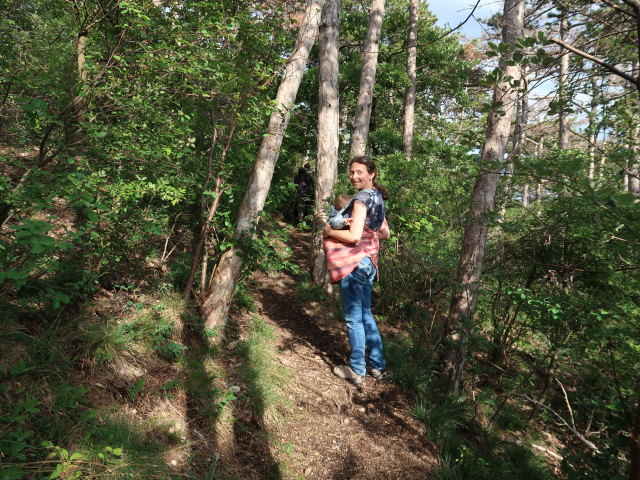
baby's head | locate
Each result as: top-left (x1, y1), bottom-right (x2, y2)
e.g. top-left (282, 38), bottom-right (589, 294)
top-left (334, 194), bottom-right (352, 210)
top-left (329, 194), bottom-right (353, 229)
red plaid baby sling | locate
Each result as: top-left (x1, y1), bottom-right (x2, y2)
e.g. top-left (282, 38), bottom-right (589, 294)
top-left (324, 226), bottom-right (380, 283)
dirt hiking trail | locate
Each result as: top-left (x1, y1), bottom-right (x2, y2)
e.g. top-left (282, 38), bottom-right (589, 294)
top-left (224, 226), bottom-right (437, 479)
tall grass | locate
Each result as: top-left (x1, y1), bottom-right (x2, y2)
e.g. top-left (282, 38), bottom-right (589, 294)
top-left (386, 336), bottom-right (553, 480)
top-left (238, 317), bottom-right (291, 428)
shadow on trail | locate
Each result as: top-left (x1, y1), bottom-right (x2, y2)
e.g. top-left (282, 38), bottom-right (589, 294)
top-left (273, 229), bottom-right (437, 470)
top-left (254, 279), bottom-right (347, 370)
top-left (183, 314), bottom-right (282, 480)
top-left (253, 228), bottom-right (348, 370)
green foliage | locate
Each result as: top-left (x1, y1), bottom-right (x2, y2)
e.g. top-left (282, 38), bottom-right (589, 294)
top-left (233, 281), bottom-right (257, 312)
top-left (294, 273), bottom-right (328, 303)
top-left (55, 382), bottom-right (89, 410)
top-left (2, 0), bottom-right (639, 478)
top-left (127, 378), bottom-right (145, 403)
top-left (151, 319), bottom-right (186, 360)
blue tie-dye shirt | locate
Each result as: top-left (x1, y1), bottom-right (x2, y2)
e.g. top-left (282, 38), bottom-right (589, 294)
top-left (344, 188), bottom-right (385, 232)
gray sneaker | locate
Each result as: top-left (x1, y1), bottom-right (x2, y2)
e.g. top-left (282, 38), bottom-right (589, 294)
top-left (370, 368), bottom-right (387, 380)
top-left (333, 365), bottom-right (365, 384)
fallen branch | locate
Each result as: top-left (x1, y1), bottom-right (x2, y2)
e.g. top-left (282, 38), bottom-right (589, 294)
top-left (531, 443), bottom-right (564, 461)
top-left (521, 394), bottom-right (601, 454)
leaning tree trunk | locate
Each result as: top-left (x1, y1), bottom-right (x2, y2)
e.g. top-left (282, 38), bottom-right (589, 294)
top-left (311, 0), bottom-right (340, 286)
top-left (349, 0), bottom-right (385, 158)
top-left (402, 0), bottom-right (418, 161)
top-left (442, 0), bottom-right (525, 393)
top-left (200, 0), bottom-right (324, 336)
top-left (558, 8), bottom-right (570, 150)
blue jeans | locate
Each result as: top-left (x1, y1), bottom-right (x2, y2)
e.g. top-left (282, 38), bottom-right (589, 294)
top-left (340, 257), bottom-right (386, 376)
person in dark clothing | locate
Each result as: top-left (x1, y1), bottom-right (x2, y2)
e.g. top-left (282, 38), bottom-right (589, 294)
top-left (291, 163), bottom-right (314, 223)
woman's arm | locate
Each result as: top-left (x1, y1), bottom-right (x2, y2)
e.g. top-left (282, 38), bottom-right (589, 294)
top-left (323, 200), bottom-right (366, 244)
top-left (377, 218), bottom-right (390, 241)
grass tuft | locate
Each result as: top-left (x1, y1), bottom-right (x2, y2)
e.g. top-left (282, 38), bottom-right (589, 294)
top-left (294, 273), bottom-right (328, 303)
top-left (238, 316), bottom-right (291, 428)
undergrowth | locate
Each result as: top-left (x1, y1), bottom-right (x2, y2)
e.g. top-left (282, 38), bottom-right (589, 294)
top-left (385, 334), bottom-right (553, 480)
top-left (0, 289), bottom-right (194, 479)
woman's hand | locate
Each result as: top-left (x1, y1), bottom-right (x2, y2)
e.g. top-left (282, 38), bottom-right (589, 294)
top-left (323, 201), bottom-right (366, 244)
top-left (377, 218), bottom-right (390, 241)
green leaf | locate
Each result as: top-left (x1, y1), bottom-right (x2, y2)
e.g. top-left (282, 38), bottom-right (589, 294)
top-left (21, 98), bottom-right (48, 113)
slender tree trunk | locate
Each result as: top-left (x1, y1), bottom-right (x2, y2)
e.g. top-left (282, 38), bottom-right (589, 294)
top-left (528, 352), bottom-right (558, 423)
top-left (511, 65), bottom-right (528, 204)
top-left (442, 0), bottom-right (525, 392)
top-left (588, 78), bottom-right (598, 181)
top-left (536, 135), bottom-right (545, 203)
top-left (630, 62), bottom-right (640, 195)
top-left (514, 68), bottom-right (528, 158)
top-left (349, 0), bottom-right (385, 158)
top-left (523, 183), bottom-right (530, 207)
top-left (312, 0), bottom-right (340, 286)
top-left (630, 391), bottom-right (640, 480)
top-left (631, 123), bottom-right (640, 195)
top-left (200, 0), bottom-right (324, 335)
top-left (184, 121), bottom-right (233, 301)
top-left (558, 8), bottom-right (569, 150)
top-left (64, 28), bottom-right (89, 145)
top-left (402, 0), bottom-right (418, 161)
top-left (75, 31), bottom-right (88, 127)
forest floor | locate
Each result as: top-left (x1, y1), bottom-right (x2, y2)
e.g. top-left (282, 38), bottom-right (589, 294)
top-left (212, 225), bottom-right (437, 479)
top-left (2, 217), bottom-right (439, 480)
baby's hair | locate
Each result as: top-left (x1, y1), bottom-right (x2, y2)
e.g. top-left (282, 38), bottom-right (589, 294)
top-left (335, 194), bottom-right (352, 210)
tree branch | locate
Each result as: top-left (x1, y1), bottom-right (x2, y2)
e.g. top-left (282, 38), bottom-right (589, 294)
top-left (522, 394), bottom-right (601, 453)
top-left (419, 0), bottom-right (482, 46)
top-left (550, 37), bottom-right (639, 88)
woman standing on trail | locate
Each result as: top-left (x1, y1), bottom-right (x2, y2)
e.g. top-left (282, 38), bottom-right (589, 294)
top-left (323, 155), bottom-right (390, 384)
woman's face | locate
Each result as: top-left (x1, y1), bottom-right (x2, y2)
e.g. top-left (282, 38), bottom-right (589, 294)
top-left (349, 162), bottom-right (374, 190)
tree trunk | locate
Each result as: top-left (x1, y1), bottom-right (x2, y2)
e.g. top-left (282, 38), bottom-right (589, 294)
top-left (349, 0), bottom-right (385, 158)
top-left (65, 29), bottom-right (89, 145)
top-left (522, 183), bottom-right (530, 207)
top-left (510, 65), bottom-right (528, 204)
top-left (442, 0), bottom-right (525, 392)
top-left (75, 31), bottom-right (88, 127)
top-left (200, 0), bottom-right (324, 336)
top-left (630, 62), bottom-right (640, 195)
top-left (630, 391), bottom-right (640, 480)
top-left (558, 9), bottom-right (569, 150)
top-left (528, 352), bottom-right (558, 423)
top-left (630, 119), bottom-right (640, 194)
top-left (312, 0), bottom-right (340, 286)
top-left (402, 0), bottom-right (418, 161)
top-left (184, 121), bottom-right (232, 301)
top-left (588, 78), bottom-right (598, 181)
top-left (535, 135), bottom-right (545, 203)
